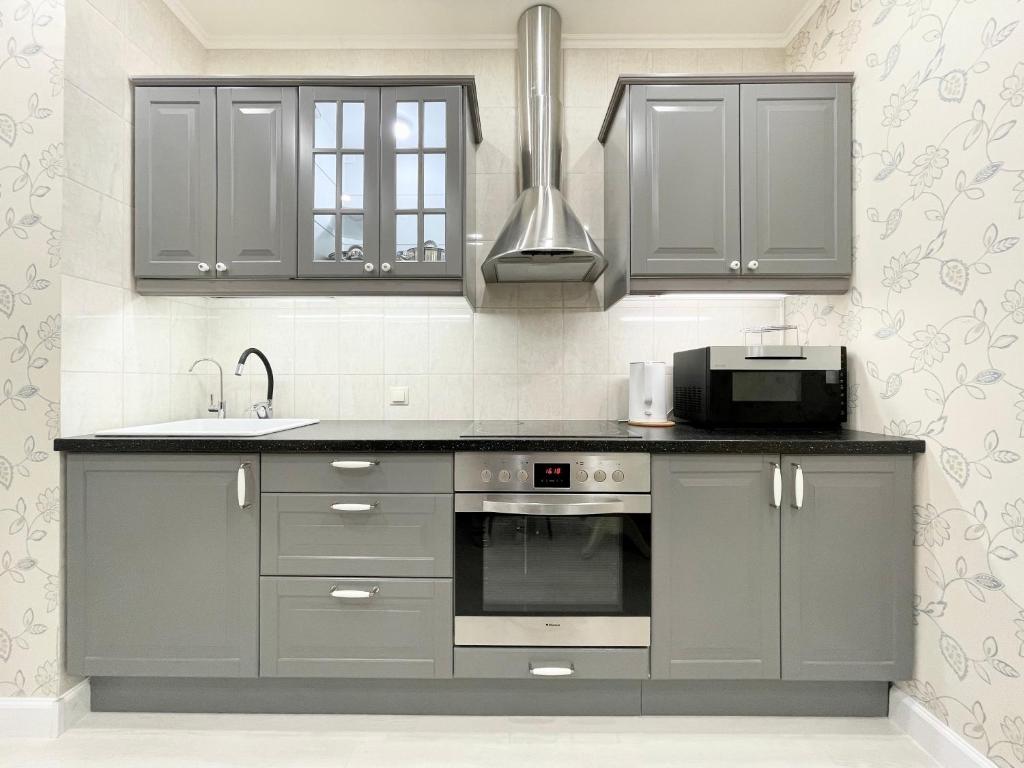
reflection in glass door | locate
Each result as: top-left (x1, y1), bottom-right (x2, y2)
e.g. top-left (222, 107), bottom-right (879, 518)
top-left (298, 87), bottom-right (380, 277)
top-left (381, 86), bottom-right (462, 278)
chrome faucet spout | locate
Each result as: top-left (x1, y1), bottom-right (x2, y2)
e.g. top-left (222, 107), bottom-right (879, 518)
top-left (188, 358), bottom-right (226, 418)
top-left (235, 347), bottom-right (274, 419)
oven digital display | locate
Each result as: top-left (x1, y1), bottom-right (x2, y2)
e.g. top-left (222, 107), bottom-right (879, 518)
top-left (534, 462), bottom-right (571, 488)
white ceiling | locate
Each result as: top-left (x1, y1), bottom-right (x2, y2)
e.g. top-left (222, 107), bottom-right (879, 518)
top-left (162, 0), bottom-right (818, 49)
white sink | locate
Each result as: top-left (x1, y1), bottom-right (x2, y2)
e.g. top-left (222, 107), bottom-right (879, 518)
top-left (95, 418), bottom-right (320, 437)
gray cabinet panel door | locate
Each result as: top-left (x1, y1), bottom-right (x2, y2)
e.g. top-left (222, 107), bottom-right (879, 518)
top-left (261, 493), bottom-right (453, 577)
top-left (297, 86), bottom-right (381, 277)
top-left (380, 86), bottom-right (463, 278)
top-left (259, 577), bottom-right (453, 678)
top-left (630, 85), bottom-right (740, 276)
top-left (134, 87), bottom-right (216, 278)
top-left (65, 454), bottom-right (260, 677)
top-left (217, 87), bottom-right (298, 277)
top-left (781, 455), bottom-right (913, 681)
top-left (740, 83), bottom-right (852, 276)
top-left (651, 455), bottom-right (780, 680)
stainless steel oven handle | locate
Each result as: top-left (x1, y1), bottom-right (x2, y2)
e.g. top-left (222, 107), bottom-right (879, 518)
top-left (481, 496), bottom-right (626, 516)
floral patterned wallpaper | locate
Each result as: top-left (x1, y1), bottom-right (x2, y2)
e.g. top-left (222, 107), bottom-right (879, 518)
top-left (788, 1), bottom-right (1024, 764)
top-left (0, 0), bottom-right (64, 698)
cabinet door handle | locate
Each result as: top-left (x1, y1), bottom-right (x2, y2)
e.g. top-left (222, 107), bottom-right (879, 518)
top-left (331, 460), bottom-right (380, 470)
top-left (792, 463), bottom-right (804, 510)
top-left (770, 463), bottom-right (782, 509)
top-left (330, 586), bottom-right (380, 599)
top-left (215, 262), bottom-right (228, 273)
top-left (237, 462), bottom-right (254, 510)
top-left (330, 502), bottom-right (378, 513)
top-left (747, 259), bottom-right (759, 271)
top-left (381, 262), bottom-right (392, 273)
top-left (363, 262), bottom-right (375, 273)
top-left (529, 663), bottom-right (575, 677)
top-left (197, 262), bottom-right (211, 273)
top-left (729, 260), bottom-right (741, 271)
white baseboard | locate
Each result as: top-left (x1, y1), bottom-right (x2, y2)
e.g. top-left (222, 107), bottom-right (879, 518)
top-left (890, 687), bottom-right (991, 768)
top-left (0, 679), bottom-right (91, 738)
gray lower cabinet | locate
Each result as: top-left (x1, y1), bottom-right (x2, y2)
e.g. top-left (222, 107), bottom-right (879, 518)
top-left (217, 87), bottom-right (298, 277)
top-left (780, 455), bottom-right (913, 681)
top-left (455, 647), bottom-right (649, 680)
top-left (65, 454), bottom-right (260, 677)
top-left (651, 453), bottom-right (912, 683)
top-left (629, 84), bottom-right (740, 276)
top-left (260, 577), bottom-right (453, 678)
top-left (261, 493), bottom-right (453, 577)
top-left (740, 83), bottom-right (852, 276)
top-left (134, 87), bottom-right (216, 278)
top-left (651, 455), bottom-right (780, 680)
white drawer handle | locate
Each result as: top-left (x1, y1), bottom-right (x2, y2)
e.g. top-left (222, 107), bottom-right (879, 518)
top-left (770, 463), bottom-right (782, 509)
top-left (529, 663), bottom-right (575, 677)
top-left (330, 502), bottom-right (378, 513)
top-left (329, 586), bottom-right (380, 600)
top-left (792, 463), bottom-right (804, 510)
top-left (331, 460), bottom-right (380, 470)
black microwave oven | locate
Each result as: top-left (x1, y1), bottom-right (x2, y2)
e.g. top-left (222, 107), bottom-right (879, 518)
top-left (673, 345), bottom-right (847, 428)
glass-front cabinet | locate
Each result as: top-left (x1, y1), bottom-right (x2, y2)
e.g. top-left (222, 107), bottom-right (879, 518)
top-left (298, 87), bottom-right (381, 277)
top-left (380, 86), bottom-right (463, 278)
top-left (297, 84), bottom-right (463, 280)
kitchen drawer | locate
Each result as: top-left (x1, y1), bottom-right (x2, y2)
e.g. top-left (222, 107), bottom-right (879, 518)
top-left (261, 493), bottom-right (452, 577)
top-left (261, 453), bottom-right (453, 493)
top-left (259, 577), bottom-right (453, 678)
top-left (454, 647), bottom-right (650, 680)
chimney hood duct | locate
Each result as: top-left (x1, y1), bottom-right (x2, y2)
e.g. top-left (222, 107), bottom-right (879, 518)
top-left (481, 4), bottom-right (606, 283)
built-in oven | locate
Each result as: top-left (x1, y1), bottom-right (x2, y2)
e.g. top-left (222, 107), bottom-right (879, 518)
top-left (454, 452), bottom-right (651, 648)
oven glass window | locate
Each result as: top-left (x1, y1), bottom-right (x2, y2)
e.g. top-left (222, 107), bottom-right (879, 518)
top-left (731, 371), bottom-right (802, 402)
top-left (455, 512), bottom-right (651, 617)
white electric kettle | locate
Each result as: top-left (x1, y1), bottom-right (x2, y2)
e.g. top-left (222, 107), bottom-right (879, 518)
top-left (628, 361), bottom-right (671, 426)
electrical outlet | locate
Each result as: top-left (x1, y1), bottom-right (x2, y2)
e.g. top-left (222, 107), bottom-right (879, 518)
top-left (388, 385), bottom-right (409, 405)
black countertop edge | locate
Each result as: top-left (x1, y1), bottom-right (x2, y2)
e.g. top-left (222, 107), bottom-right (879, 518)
top-left (53, 426), bottom-right (926, 455)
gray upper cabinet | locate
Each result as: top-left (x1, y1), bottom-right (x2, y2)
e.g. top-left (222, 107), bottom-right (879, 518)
top-left (652, 456), bottom-right (780, 680)
top-left (780, 455), bottom-right (913, 681)
top-left (134, 87), bottom-right (216, 278)
top-left (740, 83), bottom-right (852, 276)
top-left (217, 87), bottom-right (298, 278)
top-left (629, 85), bottom-right (739, 276)
top-left (380, 86), bottom-right (464, 279)
top-left (599, 74), bottom-right (853, 299)
top-left (65, 454), bottom-right (260, 677)
top-left (298, 86), bottom-right (381, 277)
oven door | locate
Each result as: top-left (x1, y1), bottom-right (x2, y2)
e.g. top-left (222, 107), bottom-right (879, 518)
top-left (454, 493), bottom-right (651, 647)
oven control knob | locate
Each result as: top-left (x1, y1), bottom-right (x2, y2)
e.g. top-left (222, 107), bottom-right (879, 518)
top-left (576, 469), bottom-right (589, 482)
top-left (593, 469), bottom-right (607, 482)
top-left (498, 469), bottom-right (511, 483)
top-left (480, 469), bottom-right (492, 483)
top-left (517, 469), bottom-right (529, 481)
top-left (612, 470), bottom-right (625, 483)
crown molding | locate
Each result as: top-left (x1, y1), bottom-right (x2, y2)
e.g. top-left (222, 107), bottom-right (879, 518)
top-left (780, 0), bottom-right (824, 47)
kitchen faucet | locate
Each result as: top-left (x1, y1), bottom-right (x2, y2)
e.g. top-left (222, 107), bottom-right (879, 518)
top-left (188, 358), bottom-right (226, 418)
top-left (235, 347), bottom-right (274, 419)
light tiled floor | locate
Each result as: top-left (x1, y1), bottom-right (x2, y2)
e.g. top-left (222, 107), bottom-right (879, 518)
top-left (0, 713), bottom-right (939, 767)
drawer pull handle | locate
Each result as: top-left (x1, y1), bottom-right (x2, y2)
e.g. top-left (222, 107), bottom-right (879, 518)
top-left (770, 463), bottom-right (782, 509)
top-left (329, 586), bottom-right (380, 600)
top-left (330, 502), bottom-right (378, 513)
top-left (237, 462), bottom-right (254, 510)
top-left (792, 463), bottom-right (804, 510)
top-left (331, 460), bottom-right (380, 470)
top-left (529, 663), bottom-right (575, 677)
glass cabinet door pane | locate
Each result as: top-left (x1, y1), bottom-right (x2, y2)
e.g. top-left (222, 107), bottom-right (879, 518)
top-left (394, 101), bottom-right (419, 149)
top-left (340, 215), bottom-right (364, 261)
top-left (341, 102), bottom-right (364, 149)
top-left (313, 154), bottom-right (337, 209)
top-left (314, 102), bottom-right (337, 149)
top-left (423, 101), bottom-right (446, 148)
top-left (340, 154), bottom-right (364, 209)
top-left (313, 215), bottom-right (336, 262)
top-left (423, 214), bottom-right (446, 262)
top-left (423, 153), bottom-right (446, 209)
top-left (395, 154), bottom-right (418, 210)
top-left (395, 214), bottom-right (418, 262)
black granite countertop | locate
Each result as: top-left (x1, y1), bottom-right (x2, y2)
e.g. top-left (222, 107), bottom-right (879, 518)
top-left (54, 420), bottom-right (926, 455)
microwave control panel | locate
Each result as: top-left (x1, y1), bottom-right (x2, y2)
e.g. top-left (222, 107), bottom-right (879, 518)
top-left (454, 453), bottom-right (650, 493)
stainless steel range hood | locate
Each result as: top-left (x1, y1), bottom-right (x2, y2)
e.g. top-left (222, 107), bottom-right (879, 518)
top-left (482, 4), bottom-right (606, 283)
